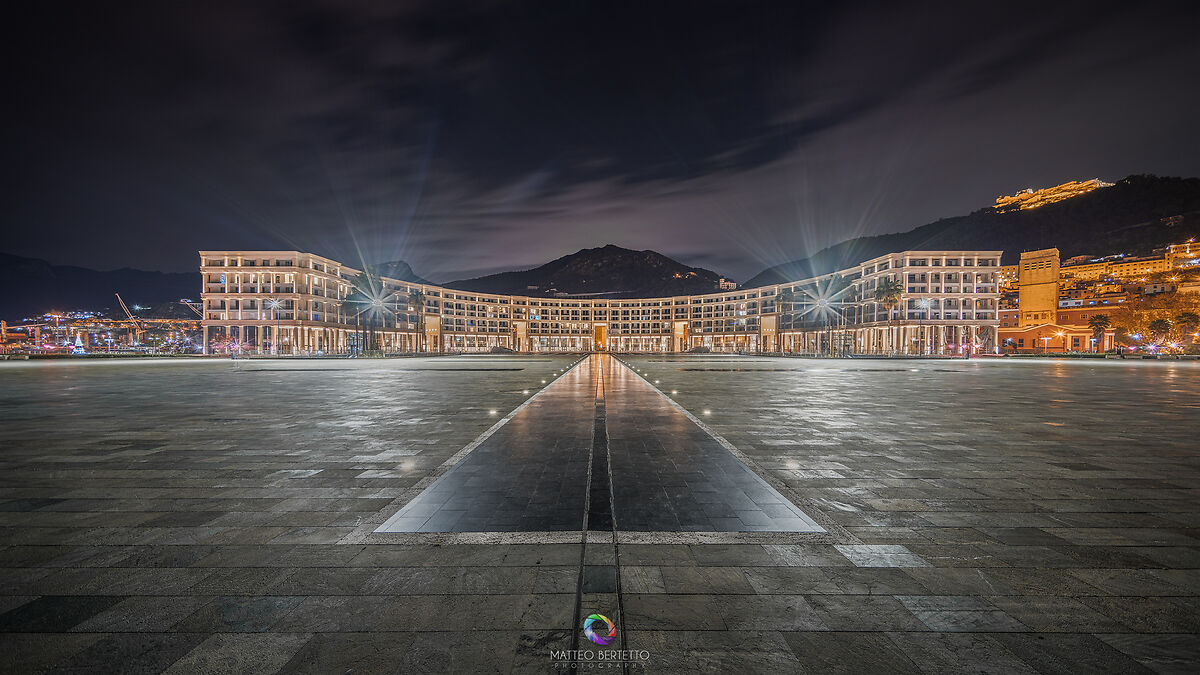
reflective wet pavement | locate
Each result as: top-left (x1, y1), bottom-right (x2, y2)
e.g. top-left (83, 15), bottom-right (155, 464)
top-left (2, 354), bottom-right (1199, 673)
top-left (376, 354), bottom-right (823, 533)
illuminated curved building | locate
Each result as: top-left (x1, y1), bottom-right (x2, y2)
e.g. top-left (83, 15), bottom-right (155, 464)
top-left (199, 249), bottom-right (1002, 355)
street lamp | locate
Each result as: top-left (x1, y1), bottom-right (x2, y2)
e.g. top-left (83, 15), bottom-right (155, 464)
top-left (917, 298), bottom-right (932, 354)
top-left (1056, 331), bottom-right (1066, 353)
top-left (267, 298), bottom-right (283, 355)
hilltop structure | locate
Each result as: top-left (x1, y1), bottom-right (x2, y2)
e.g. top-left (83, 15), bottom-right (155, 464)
top-left (993, 179), bottom-right (1114, 211)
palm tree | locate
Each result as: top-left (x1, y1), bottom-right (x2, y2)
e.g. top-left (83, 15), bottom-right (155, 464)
top-left (775, 288), bottom-right (795, 316)
top-left (824, 275), bottom-right (854, 356)
top-left (341, 272), bottom-right (396, 356)
top-left (1087, 314), bottom-right (1111, 352)
top-left (774, 288), bottom-right (795, 353)
top-left (407, 288), bottom-right (426, 312)
top-left (874, 277), bottom-right (904, 355)
top-left (1148, 318), bottom-right (1172, 345)
top-left (1175, 312), bottom-right (1199, 349)
top-left (407, 288), bottom-right (427, 352)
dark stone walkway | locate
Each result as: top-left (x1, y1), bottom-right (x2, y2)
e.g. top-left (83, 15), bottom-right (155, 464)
top-left (376, 354), bottom-right (823, 533)
top-left (3, 354), bottom-right (1200, 672)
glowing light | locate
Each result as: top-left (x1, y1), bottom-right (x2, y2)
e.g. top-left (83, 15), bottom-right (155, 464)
top-left (488, 409), bottom-right (497, 415)
top-left (702, 409), bottom-right (711, 415)
top-left (671, 390), bottom-right (678, 395)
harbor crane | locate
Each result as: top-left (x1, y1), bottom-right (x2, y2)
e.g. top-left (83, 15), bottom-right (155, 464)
top-left (115, 293), bottom-right (146, 344)
top-left (180, 300), bottom-right (204, 318)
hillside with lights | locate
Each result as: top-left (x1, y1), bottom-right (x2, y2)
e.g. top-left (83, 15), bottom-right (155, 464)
top-left (748, 174), bottom-right (1200, 287)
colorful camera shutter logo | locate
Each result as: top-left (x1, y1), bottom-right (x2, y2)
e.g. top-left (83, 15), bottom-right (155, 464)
top-left (583, 613), bottom-right (616, 645)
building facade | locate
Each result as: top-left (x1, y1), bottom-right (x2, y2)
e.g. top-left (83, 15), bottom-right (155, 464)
top-left (1016, 248), bottom-right (1060, 326)
top-left (999, 247), bottom-right (1119, 353)
top-left (199, 249), bottom-right (1002, 355)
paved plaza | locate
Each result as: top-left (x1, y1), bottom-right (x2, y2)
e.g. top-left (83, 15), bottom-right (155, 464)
top-left (1, 354), bottom-right (1199, 672)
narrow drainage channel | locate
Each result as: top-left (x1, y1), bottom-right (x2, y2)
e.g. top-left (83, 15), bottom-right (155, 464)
top-left (571, 355), bottom-right (629, 673)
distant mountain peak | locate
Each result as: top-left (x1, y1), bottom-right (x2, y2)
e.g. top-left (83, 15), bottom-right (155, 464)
top-left (364, 260), bottom-right (429, 284)
top-left (447, 244), bottom-right (731, 297)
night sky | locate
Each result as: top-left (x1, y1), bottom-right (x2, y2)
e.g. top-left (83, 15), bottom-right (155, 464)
top-left (4, 1), bottom-right (1199, 282)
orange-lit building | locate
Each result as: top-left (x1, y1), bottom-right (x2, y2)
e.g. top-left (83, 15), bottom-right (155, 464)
top-left (999, 322), bottom-right (1115, 353)
top-left (999, 248), bottom-right (1117, 352)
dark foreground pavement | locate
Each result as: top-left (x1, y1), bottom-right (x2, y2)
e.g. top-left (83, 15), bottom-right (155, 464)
top-left (1, 354), bottom-right (1198, 673)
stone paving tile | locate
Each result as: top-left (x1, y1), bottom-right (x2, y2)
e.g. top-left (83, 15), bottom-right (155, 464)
top-left (2, 355), bottom-right (1199, 672)
top-left (70, 595), bottom-right (214, 633)
top-left (51, 633), bottom-right (213, 674)
top-left (0, 595), bottom-right (125, 632)
top-left (1080, 596), bottom-right (1200, 633)
top-left (716, 594), bottom-right (828, 631)
top-left (0, 634), bottom-right (105, 672)
top-left (627, 630), bottom-right (804, 673)
top-left (886, 632), bottom-right (1040, 674)
top-left (832, 543), bottom-right (932, 567)
top-left (990, 633), bottom-right (1156, 675)
top-left (161, 632), bottom-right (313, 675)
top-left (804, 595), bottom-right (926, 631)
top-left (984, 595), bottom-right (1129, 632)
top-left (658, 566), bottom-right (755, 594)
top-left (623, 593), bottom-right (728, 630)
top-left (171, 595), bottom-right (307, 633)
top-left (742, 567), bottom-right (839, 594)
top-left (782, 631), bottom-right (921, 674)
top-left (1097, 633), bottom-right (1200, 673)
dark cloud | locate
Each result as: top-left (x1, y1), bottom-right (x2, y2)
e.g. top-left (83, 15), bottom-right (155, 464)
top-left (2, 1), bottom-right (1199, 281)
